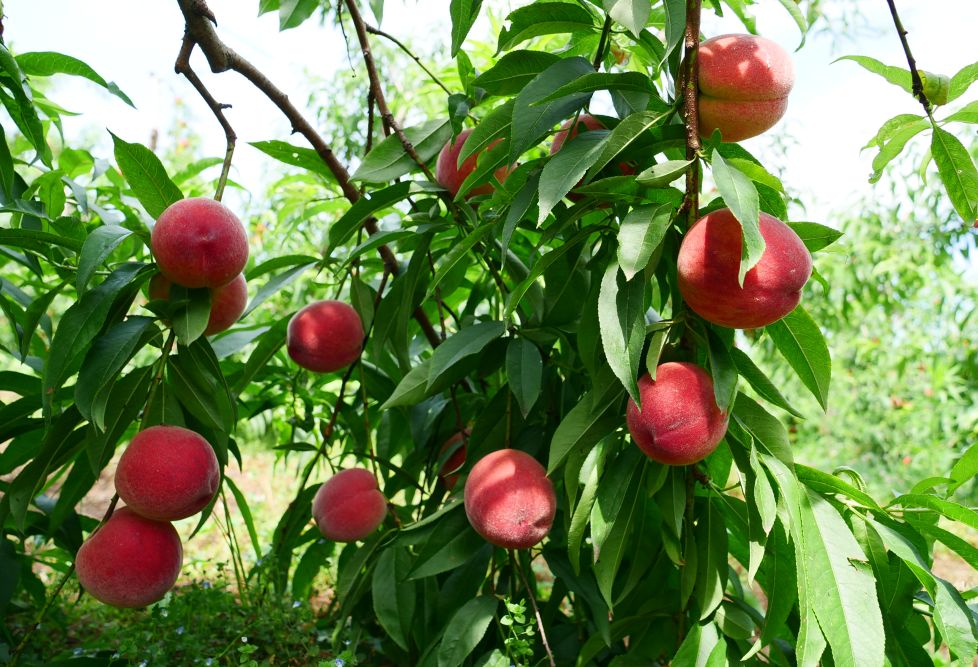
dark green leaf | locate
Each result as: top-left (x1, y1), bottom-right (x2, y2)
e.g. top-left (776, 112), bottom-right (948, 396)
top-left (472, 52), bottom-right (559, 97)
top-left (617, 204), bottom-right (672, 280)
top-left (506, 337), bottom-right (542, 417)
top-left (765, 306), bottom-right (831, 411)
top-left (788, 221), bottom-right (843, 253)
top-left (437, 596), bottom-right (497, 667)
top-left (497, 3), bottom-right (596, 52)
top-left (16, 51), bottom-right (134, 106)
top-left (931, 126), bottom-right (978, 223)
top-left (353, 120), bottom-right (451, 183)
top-left (711, 149), bottom-right (763, 285)
top-left (534, 72), bottom-right (653, 105)
top-left (729, 347), bottom-right (802, 418)
top-left (249, 140), bottom-right (336, 180)
top-left (450, 0), bottom-right (484, 55)
top-left (427, 321), bottom-right (505, 390)
top-left (598, 263), bottom-right (645, 402)
top-left (76, 225), bottom-right (133, 295)
top-left (111, 132), bottom-right (183, 218)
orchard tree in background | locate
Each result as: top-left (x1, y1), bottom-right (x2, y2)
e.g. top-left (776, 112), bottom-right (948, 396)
top-left (1, 0), bottom-right (978, 665)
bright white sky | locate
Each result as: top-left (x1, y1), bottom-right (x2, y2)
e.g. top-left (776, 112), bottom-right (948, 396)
top-left (4, 0), bottom-right (977, 228)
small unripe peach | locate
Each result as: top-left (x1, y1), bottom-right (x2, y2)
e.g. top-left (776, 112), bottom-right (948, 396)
top-left (436, 128), bottom-right (512, 198)
top-left (626, 363), bottom-right (729, 465)
top-left (286, 300), bottom-right (364, 373)
top-left (698, 34), bottom-right (794, 142)
top-left (114, 425), bottom-right (220, 521)
top-left (148, 273), bottom-right (248, 336)
top-left (75, 507), bottom-right (183, 608)
top-left (464, 449), bottom-right (556, 549)
top-left (677, 208), bottom-right (812, 329)
top-left (311, 468), bottom-right (387, 542)
top-left (151, 198), bottom-right (249, 289)
top-left (437, 430), bottom-right (469, 491)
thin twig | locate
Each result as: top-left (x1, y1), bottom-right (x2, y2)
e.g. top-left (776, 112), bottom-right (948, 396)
top-left (341, 0), bottom-right (436, 182)
top-left (174, 34), bottom-right (236, 201)
top-left (884, 0), bottom-right (935, 120)
top-left (364, 24), bottom-right (451, 95)
top-left (173, 0), bottom-right (442, 348)
top-left (511, 551), bottom-right (556, 667)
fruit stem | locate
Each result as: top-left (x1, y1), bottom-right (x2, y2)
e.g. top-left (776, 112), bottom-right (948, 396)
top-left (884, 0), bottom-right (936, 122)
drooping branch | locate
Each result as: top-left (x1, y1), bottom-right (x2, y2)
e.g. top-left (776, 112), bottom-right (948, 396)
top-left (173, 0), bottom-right (441, 349)
top-left (884, 0), bottom-right (935, 120)
top-left (174, 35), bottom-right (235, 201)
top-left (679, 0), bottom-right (703, 228)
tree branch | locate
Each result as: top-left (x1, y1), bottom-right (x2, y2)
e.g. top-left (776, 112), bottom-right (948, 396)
top-left (884, 0), bottom-right (934, 119)
top-left (679, 0), bottom-right (703, 228)
top-left (363, 24), bottom-right (451, 95)
top-left (173, 0), bottom-right (441, 349)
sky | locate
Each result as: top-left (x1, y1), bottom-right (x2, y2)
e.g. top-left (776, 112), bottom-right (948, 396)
top-left (4, 0), bottom-right (977, 229)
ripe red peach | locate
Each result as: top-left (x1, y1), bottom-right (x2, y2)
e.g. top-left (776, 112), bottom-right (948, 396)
top-left (311, 468), bottom-right (387, 542)
top-left (286, 300), bottom-right (364, 373)
top-left (464, 449), bottom-right (556, 549)
top-left (437, 430), bottom-right (469, 491)
top-left (150, 197), bottom-right (249, 289)
top-left (148, 273), bottom-right (248, 336)
top-left (436, 128), bottom-right (512, 198)
top-left (114, 425), bottom-right (220, 521)
top-left (698, 34), bottom-right (795, 142)
top-left (677, 208), bottom-right (812, 329)
top-left (626, 362), bottom-right (729, 465)
top-left (75, 507), bottom-right (183, 608)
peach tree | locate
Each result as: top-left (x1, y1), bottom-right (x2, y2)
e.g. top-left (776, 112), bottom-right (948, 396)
top-left (2, 0), bottom-right (978, 665)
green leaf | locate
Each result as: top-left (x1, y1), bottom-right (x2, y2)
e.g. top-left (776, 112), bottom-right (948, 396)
top-left (373, 547), bottom-right (416, 651)
top-left (594, 462), bottom-right (642, 608)
top-left (732, 394), bottom-right (793, 464)
top-left (353, 120), bottom-right (451, 183)
top-left (835, 55), bottom-right (912, 93)
top-left (223, 476), bottom-right (262, 560)
top-left (457, 101), bottom-right (515, 166)
top-left (948, 60), bottom-right (978, 102)
top-left (74, 316), bottom-right (160, 430)
top-left (471, 52), bottom-right (559, 97)
top-left (16, 51), bottom-right (134, 106)
top-left (0, 228), bottom-right (79, 256)
top-left (661, 0), bottom-right (686, 63)
top-left (584, 109), bottom-right (672, 181)
top-left (506, 338), bottom-right (542, 417)
top-left (241, 260), bottom-right (317, 319)
top-left (694, 499), bottom-right (728, 620)
top-left (437, 596), bottom-right (497, 667)
top-left (949, 441), bottom-right (978, 495)
top-left (787, 221), bottom-right (843, 253)
top-left (800, 491), bottom-right (885, 667)
top-left (538, 131), bottom-right (606, 221)
top-left (533, 72), bottom-right (653, 105)
top-left (170, 285), bottom-right (212, 345)
top-left (931, 126), bottom-right (978, 223)
top-left (706, 329), bottom-right (737, 413)
top-left (617, 204), bottom-right (672, 280)
top-left (0, 44), bottom-right (51, 165)
top-left (111, 132), bottom-right (183, 219)
top-left (635, 159), bottom-right (694, 187)
top-left (249, 140), bottom-right (335, 180)
top-left (711, 149), bottom-right (763, 285)
top-left (603, 0), bottom-right (650, 37)
top-left (775, 0), bottom-right (808, 47)
top-left (327, 181), bottom-right (411, 249)
top-left (729, 348), bottom-right (802, 418)
top-left (278, 0), bottom-right (318, 30)
top-left (426, 321), bottom-right (505, 390)
top-left (426, 224), bottom-right (493, 298)
top-left (450, 0), bottom-right (483, 55)
top-left (509, 57), bottom-right (595, 164)
top-left (568, 442), bottom-right (605, 573)
top-left (76, 225), bottom-right (133, 295)
top-left (231, 315), bottom-right (288, 395)
top-left (381, 359), bottom-right (432, 410)
top-left (497, 3), bottom-right (596, 52)
top-left (548, 373), bottom-right (624, 473)
top-left (765, 306), bottom-right (831, 410)
top-left (598, 263), bottom-right (645, 403)
top-left (869, 119), bottom-right (930, 183)
top-left (863, 113), bottom-right (926, 151)
top-left (673, 621), bottom-right (723, 667)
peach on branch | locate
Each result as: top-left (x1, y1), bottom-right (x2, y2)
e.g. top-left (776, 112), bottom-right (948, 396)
top-left (75, 507), bottom-right (183, 608)
top-left (311, 468), bottom-right (387, 542)
top-left (435, 128), bottom-right (512, 198)
top-left (114, 425), bottom-right (220, 521)
top-left (698, 34), bottom-right (795, 142)
top-left (626, 362), bottom-right (729, 465)
top-left (150, 197), bottom-right (249, 289)
top-left (148, 272), bottom-right (248, 336)
top-left (677, 208), bottom-right (812, 329)
top-left (286, 300), bottom-right (364, 373)
top-left (464, 448), bottom-right (556, 549)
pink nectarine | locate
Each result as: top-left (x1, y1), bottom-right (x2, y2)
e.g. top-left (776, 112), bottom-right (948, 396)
top-left (698, 34), bottom-right (794, 142)
top-left (626, 362), bottom-right (729, 465)
top-left (677, 208), bottom-right (812, 329)
top-left (312, 468), bottom-right (387, 542)
top-left (151, 197), bottom-right (249, 289)
top-left (114, 425), bottom-right (220, 521)
top-left (75, 507), bottom-right (183, 608)
top-left (286, 300), bottom-right (364, 373)
top-left (436, 128), bottom-right (511, 198)
top-left (464, 449), bottom-right (556, 549)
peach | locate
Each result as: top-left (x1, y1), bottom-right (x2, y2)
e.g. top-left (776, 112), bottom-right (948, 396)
top-left (286, 300), bottom-right (364, 373)
top-left (114, 425), bottom-right (220, 521)
top-left (464, 449), bottom-right (556, 549)
top-left (436, 128), bottom-right (512, 198)
top-left (437, 430), bottom-right (469, 490)
top-left (677, 208), bottom-right (812, 329)
top-left (148, 272), bottom-right (248, 336)
top-left (311, 468), bottom-right (387, 542)
top-left (626, 362), bottom-right (729, 465)
top-left (75, 507), bottom-right (183, 608)
top-left (150, 197), bottom-right (249, 288)
top-left (698, 34), bottom-right (794, 142)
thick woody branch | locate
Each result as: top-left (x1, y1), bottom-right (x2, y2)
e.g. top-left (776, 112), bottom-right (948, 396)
top-left (341, 0), bottom-right (437, 183)
top-left (173, 0), bottom-right (441, 348)
top-left (679, 0), bottom-right (703, 228)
